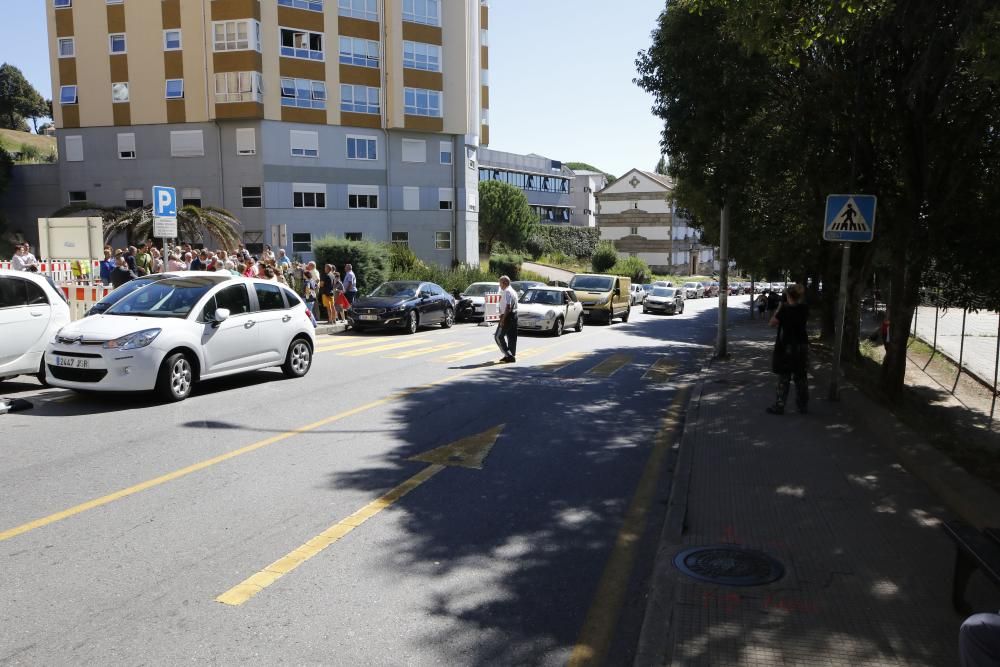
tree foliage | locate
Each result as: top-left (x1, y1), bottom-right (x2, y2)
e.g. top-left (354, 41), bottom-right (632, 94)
top-left (0, 64), bottom-right (47, 132)
top-left (478, 180), bottom-right (537, 255)
top-left (591, 241), bottom-right (619, 273)
top-left (312, 237), bottom-right (390, 295)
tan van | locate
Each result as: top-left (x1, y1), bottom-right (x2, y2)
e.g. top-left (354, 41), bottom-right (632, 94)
top-left (568, 273), bottom-right (632, 324)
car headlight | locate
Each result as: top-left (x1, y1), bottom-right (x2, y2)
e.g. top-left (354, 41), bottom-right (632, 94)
top-left (103, 328), bottom-right (161, 350)
top-left (595, 296), bottom-right (609, 306)
top-left (52, 327), bottom-right (65, 343)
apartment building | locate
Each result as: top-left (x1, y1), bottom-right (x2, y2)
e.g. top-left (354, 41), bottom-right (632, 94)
top-left (477, 147), bottom-right (574, 224)
top-left (45, 0), bottom-right (490, 264)
top-left (569, 169), bottom-right (606, 228)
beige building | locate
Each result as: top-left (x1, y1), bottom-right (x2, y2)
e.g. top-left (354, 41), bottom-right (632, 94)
top-left (44, 0), bottom-right (491, 264)
top-left (595, 168), bottom-right (716, 275)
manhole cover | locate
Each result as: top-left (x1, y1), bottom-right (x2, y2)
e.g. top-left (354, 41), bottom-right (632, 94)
top-left (673, 546), bottom-right (785, 586)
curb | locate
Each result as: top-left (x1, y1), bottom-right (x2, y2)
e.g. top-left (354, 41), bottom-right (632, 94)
top-left (314, 322), bottom-right (348, 336)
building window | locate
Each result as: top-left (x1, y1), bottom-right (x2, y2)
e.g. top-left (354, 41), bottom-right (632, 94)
top-left (438, 188), bottom-right (453, 210)
top-left (280, 28), bottom-right (324, 61)
top-left (292, 232), bottom-right (313, 252)
top-left (630, 226), bottom-right (639, 236)
top-left (403, 87), bottom-right (442, 117)
top-left (481, 29), bottom-right (488, 47)
top-left (242, 186), bottom-right (262, 208)
top-left (64, 135), bottom-right (83, 161)
top-left (213, 20), bottom-right (261, 52)
top-left (109, 34), bottom-right (127, 54)
top-left (54, 0), bottom-right (72, 7)
top-left (60, 85), bottom-right (78, 105)
top-left (164, 30), bottom-right (182, 50)
top-left (440, 141), bottom-right (452, 165)
top-left (165, 79), bottom-right (184, 99)
top-left (280, 78), bottom-right (326, 109)
top-left (111, 82), bottom-right (129, 103)
top-left (338, 36), bottom-right (379, 68)
top-left (68, 191), bottom-right (87, 203)
top-left (348, 186), bottom-right (379, 209)
top-left (481, 69), bottom-right (489, 86)
top-left (345, 232), bottom-right (363, 241)
top-left (182, 188), bottom-right (201, 208)
top-left (347, 135), bottom-right (377, 160)
top-left (124, 189), bottom-right (143, 208)
top-left (117, 133), bottom-right (136, 159)
top-left (236, 128), bottom-right (256, 155)
top-left (215, 71), bottom-right (263, 104)
top-left (402, 41), bottom-right (441, 72)
top-left (107, 0), bottom-right (123, 4)
top-left (340, 84), bottom-right (380, 115)
top-left (293, 183), bottom-right (326, 209)
top-left (402, 187), bottom-right (419, 211)
top-left (401, 138), bottom-right (426, 163)
top-left (170, 130), bottom-right (204, 157)
top-left (338, 0), bottom-right (377, 22)
top-left (391, 232), bottom-right (409, 246)
top-left (290, 130), bottom-right (319, 157)
top-left (58, 37), bottom-right (74, 58)
top-left (434, 231), bottom-right (451, 250)
top-left (403, 0), bottom-right (440, 26)
top-left (279, 0), bottom-right (324, 12)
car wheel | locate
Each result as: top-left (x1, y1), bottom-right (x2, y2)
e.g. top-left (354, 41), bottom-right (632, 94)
top-left (621, 306), bottom-right (631, 323)
top-left (642, 306), bottom-right (648, 314)
top-left (551, 317), bottom-right (564, 337)
top-left (406, 310), bottom-right (419, 335)
top-left (575, 314), bottom-right (583, 333)
top-left (282, 338), bottom-right (312, 378)
top-left (156, 352), bottom-right (193, 402)
top-left (441, 307), bottom-right (455, 329)
top-left (36, 358), bottom-right (49, 387)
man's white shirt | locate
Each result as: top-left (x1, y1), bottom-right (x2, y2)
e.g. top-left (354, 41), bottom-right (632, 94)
top-left (10, 254), bottom-right (27, 271)
top-left (501, 286), bottom-right (518, 314)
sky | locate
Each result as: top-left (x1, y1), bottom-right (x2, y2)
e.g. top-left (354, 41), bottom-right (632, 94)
top-left (0, 0), bottom-right (667, 177)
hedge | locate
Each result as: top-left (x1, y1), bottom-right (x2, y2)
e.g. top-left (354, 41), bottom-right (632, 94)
top-left (591, 241), bottom-right (618, 273)
top-left (311, 237), bottom-right (390, 295)
top-left (528, 226), bottom-right (600, 259)
top-left (390, 264), bottom-right (497, 295)
top-left (489, 252), bottom-right (525, 280)
top-left (611, 256), bottom-right (652, 283)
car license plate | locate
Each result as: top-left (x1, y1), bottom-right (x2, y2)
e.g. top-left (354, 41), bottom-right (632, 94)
top-left (55, 356), bottom-right (88, 369)
top-left (584, 309), bottom-right (591, 315)
top-left (359, 314), bottom-right (378, 321)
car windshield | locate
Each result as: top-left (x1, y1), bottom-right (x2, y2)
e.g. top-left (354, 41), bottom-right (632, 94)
top-left (43, 275), bottom-right (68, 303)
top-left (97, 276), bottom-right (160, 309)
top-left (105, 277), bottom-right (220, 318)
top-left (652, 288), bottom-right (676, 297)
top-left (370, 282), bottom-right (422, 298)
top-left (464, 283), bottom-right (499, 296)
top-left (569, 275), bottom-right (614, 291)
top-left (520, 289), bottom-right (563, 305)
top-left (684, 283), bottom-right (699, 288)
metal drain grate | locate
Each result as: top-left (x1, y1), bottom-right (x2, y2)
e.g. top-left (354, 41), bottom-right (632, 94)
top-left (673, 546), bottom-right (785, 586)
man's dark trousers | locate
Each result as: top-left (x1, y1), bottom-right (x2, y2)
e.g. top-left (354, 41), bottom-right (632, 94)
top-left (494, 314), bottom-right (518, 359)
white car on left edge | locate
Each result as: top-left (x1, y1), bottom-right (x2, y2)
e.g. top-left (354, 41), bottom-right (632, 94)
top-left (0, 270), bottom-right (71, 386)
top-left (45, 275), bottom-right (316, 402)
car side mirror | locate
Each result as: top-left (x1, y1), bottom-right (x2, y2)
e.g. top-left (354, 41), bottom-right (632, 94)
top-left (614, 288), bottom-right (620, 296)
top-left (212, 308), bottom-right (230, 326)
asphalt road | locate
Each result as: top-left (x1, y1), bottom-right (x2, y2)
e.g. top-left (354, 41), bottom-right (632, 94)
top-left (911, 305), bottom-right (1000, 386)
top-left (0, 295), bottom-right (742, 665)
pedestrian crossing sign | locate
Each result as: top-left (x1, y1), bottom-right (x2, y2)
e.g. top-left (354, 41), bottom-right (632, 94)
top-left (824, 194), bottom-right (876, 242)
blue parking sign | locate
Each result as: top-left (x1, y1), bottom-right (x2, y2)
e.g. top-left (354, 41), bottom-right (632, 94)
top-left (824, 194), bottom-right (876, 242)
top-left (153, 186), bottom-right (177, 218)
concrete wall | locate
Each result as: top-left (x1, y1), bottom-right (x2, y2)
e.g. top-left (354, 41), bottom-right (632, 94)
top-left (0, 164), bottom-right (62, 249)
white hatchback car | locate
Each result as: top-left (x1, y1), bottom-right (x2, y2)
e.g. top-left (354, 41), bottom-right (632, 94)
top-left (0, 270), bottom-right (71, 385)
top-left (683, 281), bottom-right (705, 299)
top-left (45, 275), bottom-right (316, 401)
top-left (516, 286), bottom-right (584, 336)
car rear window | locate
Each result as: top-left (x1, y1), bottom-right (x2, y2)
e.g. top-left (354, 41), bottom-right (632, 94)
top-left (255, 283), bottom-right (286, 311)
top-left (0, 277), bottom-right (28, 308)
top-left (282, 288), bottom-right (302, 307)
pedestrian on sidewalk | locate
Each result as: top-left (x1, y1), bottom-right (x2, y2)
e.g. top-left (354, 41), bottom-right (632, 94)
top-left (494, 275), bottom-right (519, 363)
top-left (960, 612), bottom-right (1000, 666)
top-left (767, 283), bottom-right (809, 414)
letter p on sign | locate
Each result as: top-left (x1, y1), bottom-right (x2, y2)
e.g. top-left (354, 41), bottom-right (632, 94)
top-left (153, 185), bottom-right (177, 218)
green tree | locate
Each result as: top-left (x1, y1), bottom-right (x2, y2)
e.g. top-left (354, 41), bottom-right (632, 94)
top-left (0, 64), bottom-right (47, 132)
top-left (478, 180), bottom-right (537, 255)
top-left (565, 161), bottom-right (616, 183)
top-left (654, 155), bottom-right (667, 176)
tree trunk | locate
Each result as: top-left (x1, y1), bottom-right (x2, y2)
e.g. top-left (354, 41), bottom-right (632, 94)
top-left (880, 260), bottom-right (920, 401)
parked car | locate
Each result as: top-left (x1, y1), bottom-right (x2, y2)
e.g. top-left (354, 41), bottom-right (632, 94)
top-left (630, 284), bottom-right (647, 305)
top-left (643, 287), bottom-right (685, 315)
top-left (568, 273), bottom-right (632, 324)
top-left (651, 280), bottom-right (674, 288)
top-left (517, 286), bottom-right (584, 336)
top-left (682, 281), bottom-right (705, 299)
top-left (45, 275), bottom-right (315, 401)
top-left (0, 270), bottom-right (71, 386)
top-left (704, 281), bottom-right (720, 297)
top-left (510, 280), bottom-right (546, 296)
top-left (455, 281), bottom-right (500, 321)
top-left (351, 281), bottom-right (455, 334)
top-left (86, 271), bottom-right (228, 316)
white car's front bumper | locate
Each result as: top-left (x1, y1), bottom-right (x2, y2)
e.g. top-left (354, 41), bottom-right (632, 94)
top-left (45, 343), bottom-right (165, 392)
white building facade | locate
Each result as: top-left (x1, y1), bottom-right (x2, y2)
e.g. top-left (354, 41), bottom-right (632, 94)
top-left (569, 170), bottom-right (607, 227)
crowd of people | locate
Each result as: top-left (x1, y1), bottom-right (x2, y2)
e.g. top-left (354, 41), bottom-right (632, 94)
top-left (8, 239), bottom-right (359, 324)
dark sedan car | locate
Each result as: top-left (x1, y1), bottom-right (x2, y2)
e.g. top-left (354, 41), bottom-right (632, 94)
top-left (643, 287), bottom-right (685, 315)
top-left (350, 281), bottom-right (456, 334)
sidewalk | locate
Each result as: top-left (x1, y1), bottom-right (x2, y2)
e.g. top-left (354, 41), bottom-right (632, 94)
top-left (636, 317), bottom-right (1000, 666)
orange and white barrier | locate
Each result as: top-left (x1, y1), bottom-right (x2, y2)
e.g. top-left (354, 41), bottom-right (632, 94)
top-left (60, 284), bottom-right (115, 320)
top-left (484, 293), bottom-right (502, 324)
top-left (1, 260), bottom-right (76, 283)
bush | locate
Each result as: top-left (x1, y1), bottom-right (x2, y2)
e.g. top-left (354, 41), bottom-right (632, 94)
top-left (390, 263), bottom-right (496, 295)
top-left (529, 226), bottom-right (600, 259)
top-left (591, 241), bottom-right (619, 273)
top-left (388, 242), bottom-right (422, 273)
top-left (312, 237), bottom-right (390, 295)
top-left (489, 252), bottom-right (525, 281)
top-left (611, 256), bottom-right (652, 283)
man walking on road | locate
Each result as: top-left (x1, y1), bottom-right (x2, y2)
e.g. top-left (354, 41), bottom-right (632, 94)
top-left (495, 275), bottom-right (519, 363)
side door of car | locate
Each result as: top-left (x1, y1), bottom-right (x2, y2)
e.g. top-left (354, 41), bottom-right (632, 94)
top-left (564, 290), bottom-right (581, 327)
top-left (200, 283), bottom-right (260, 374)
top-left (416, 284), bottom-right (440, 325)
top-left (252, 282), bottom-right (291, 363)
top-left (0, 277), bottom-right (45, 372)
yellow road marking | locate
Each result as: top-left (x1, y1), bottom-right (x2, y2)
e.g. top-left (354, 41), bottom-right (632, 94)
top-left (217, 425), bottom-right (505, 606)
top-left (642, 357), bottom-right (676, 382)
top-left (0, 369), bottom-right (479, 544)
top-left (537, 351), bottom-right (587, 372)
top-left (438, 344), bottom-right (498, 363)
top-left (314, 331), bottom-right (436, 353)
top-left (568, 386), bottom-right (691, 666)
top-left (388, 341), bottom-right (467, 359)
top-left (585, 353), bottom-right (633, 378)
top-left (515, 347), bottom-right (547, 360)
top-left (338, 339), bottom-right (427, 356)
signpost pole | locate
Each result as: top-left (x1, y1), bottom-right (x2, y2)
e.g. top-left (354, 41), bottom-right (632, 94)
top-left (828, 243), bottom-right (851, 401)
top-left (716, 201), bottom-right (730, 358)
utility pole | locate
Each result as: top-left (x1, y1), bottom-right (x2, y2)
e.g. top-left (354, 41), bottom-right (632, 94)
top-left (716, 200), bottom-right (730, 358)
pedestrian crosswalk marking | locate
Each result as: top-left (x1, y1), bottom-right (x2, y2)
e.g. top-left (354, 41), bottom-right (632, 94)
top-left (585, 353), bottom-right (633, 378)
top-left (538, 351), bottom-right (587, 372)
top-left (388, 342), bottom-right (468, 359)
top-left (438, 344), bottom-right (500, 363)
top-left (339, 339), bottom-right (428, 356)
top-left (314, 332), bottom-right (436, 353)
top-left (642, 357), bottom-right (676, 382)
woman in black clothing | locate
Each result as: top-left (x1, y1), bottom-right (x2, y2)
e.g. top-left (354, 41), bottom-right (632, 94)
top-left (767, 283), bottom-right (809, 414)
